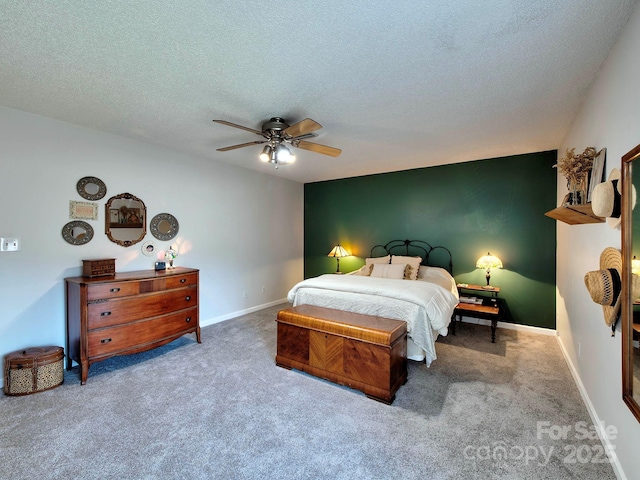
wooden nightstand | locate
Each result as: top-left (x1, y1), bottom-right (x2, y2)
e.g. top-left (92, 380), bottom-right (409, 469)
top-left (453, 283), bottom-right (502, 342)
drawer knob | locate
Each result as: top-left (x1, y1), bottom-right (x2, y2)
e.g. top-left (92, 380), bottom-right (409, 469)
top-left (110, 287), bottom-right (120, 293)
top-left (180, 278), bottom-right (187, 283)
top-left (100, 311), bottom-right (112, 317)
top-left (100, 338), bottom-right (112, 344)
top-left (185, 296), bottom-right (191, 301)
top-left (185, 317), bottom-right (191, 323)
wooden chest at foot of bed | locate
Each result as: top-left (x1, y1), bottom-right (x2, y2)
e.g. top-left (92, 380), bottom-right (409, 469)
top-left (276, 305), bottom-right (408, 404)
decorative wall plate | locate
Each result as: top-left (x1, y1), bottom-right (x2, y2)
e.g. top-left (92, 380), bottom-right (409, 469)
top-left (150, 213), bottom-right (179, 241)
top-left (61, 221), bottom-right (94, 245)
top-left (142, 241), bottom-right (157, 256)
top-left (77, 176), bottom-right (107, 201)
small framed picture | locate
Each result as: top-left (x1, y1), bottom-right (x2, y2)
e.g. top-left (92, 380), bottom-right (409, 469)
top-left (109, 209), bottom-right (119, 224)
top-left (69, 200), bottom-right (98, 220)
top-left (142, 241), bottom-right (156, 257)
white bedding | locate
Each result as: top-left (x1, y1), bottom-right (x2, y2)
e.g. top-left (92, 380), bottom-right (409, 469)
top-left (286, 266), bottom-right (459, 366)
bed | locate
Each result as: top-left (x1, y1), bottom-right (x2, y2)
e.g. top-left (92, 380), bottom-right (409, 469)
top-left (287, 239), bottom-right (459, 366)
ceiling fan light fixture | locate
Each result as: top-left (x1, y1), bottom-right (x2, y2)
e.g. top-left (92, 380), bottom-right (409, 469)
top-left (275, 144), bottom-right (294, 164)
top-left (214, 116), bottom-right (340, 167)
top-left (259, 145), bottom-right (273, 162)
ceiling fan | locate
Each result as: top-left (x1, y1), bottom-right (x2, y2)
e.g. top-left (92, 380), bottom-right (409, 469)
top-left (213, 117), bottom-right (342, 168)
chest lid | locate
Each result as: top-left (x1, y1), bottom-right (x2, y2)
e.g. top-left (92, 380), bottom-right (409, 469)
top-left (4, 346), bottom-right (64, 368)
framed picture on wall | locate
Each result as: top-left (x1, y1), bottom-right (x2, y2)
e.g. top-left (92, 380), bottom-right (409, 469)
top-left (69, 200), bottom-right (98, 220)
top-left (587, 148), bottom-right (606, 202)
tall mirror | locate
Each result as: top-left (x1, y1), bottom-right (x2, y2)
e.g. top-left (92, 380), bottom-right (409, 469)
top-left (621, 143), bottom-right (640, 421)
top-left (105, 192), bottom-right (147, 247)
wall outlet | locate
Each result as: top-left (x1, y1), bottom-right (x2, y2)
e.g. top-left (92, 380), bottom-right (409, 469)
top-left (1, 237), bottom-right (20, 252)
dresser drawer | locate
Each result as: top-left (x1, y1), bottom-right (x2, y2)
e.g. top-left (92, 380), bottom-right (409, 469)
top-left (166, 272), bottom-right (198, 289)
top-left (87, 281), bottom-right (140, 301)
top-left (88, 307), bottom-right (198, 357)
top-left (87, 287), bottom-right (197, 329)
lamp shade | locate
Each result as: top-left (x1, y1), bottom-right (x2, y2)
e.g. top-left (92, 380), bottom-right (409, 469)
top-left (328, 245), bottom-right (349, 258)
top-left (259, 145), bottom-right (273, 163)
top-left (275, 144), bottom-right (295, 164)
top-left (476, 252), bottom-right (503, 270)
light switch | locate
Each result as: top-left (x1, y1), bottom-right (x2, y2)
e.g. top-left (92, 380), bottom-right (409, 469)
top-left (1, 237), bottom-right (20, 252)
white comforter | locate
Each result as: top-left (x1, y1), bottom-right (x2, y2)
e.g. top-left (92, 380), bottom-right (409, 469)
top-left (287, 267), bottom-right (459, 366)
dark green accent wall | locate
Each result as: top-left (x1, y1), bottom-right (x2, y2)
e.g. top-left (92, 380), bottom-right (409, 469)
top-left (304, 151), bottom-right (558, 329)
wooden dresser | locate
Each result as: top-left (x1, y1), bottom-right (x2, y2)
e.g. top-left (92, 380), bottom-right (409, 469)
top-left (65, 267), bottom-right (200, 384)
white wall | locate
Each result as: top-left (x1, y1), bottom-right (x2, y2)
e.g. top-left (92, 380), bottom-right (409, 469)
top-left (0, 107), bottom-right (303, 384)
top-left (557, 2), bottom-right (640, 478)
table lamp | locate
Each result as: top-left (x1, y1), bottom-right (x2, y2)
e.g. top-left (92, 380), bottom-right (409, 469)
top-left (328, 244), bottom-right (350, 274)
top-left (476, 252), bottom-right (503, 288)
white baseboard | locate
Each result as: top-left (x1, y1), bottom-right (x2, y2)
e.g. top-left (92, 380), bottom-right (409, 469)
top-left (200, 298), bottom-right (288, 328)
top-left (556, 336), bottom-right (626, 480)
top-left (457, 315), bottom-right (557, 336)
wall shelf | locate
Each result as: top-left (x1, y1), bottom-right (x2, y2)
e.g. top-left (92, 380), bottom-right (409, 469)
top-left (544, 204), bottom-right (604, 225)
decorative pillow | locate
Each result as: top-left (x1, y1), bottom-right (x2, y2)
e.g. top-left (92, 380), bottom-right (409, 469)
top-left (350, 265), bottom-right (370, 276)
top-left (391, 255), bottom-right (422, 280)
top-left (370, 263), bottom-right (407, 279)
top-left (364, 255), bottom-right (391, 275)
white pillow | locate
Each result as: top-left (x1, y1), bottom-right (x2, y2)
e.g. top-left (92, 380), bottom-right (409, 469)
top-left (370, 263), bottom-right (407, 279)
top-left (417, 265), bottom-right (451, 280)
top-left (364, 255), bottom-right (391, 275)
top-left (391, 255), bottom-right (422, 280)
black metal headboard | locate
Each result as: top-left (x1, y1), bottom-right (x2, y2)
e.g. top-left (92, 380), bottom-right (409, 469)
top-left (370, 239), bottom-right (453, 274)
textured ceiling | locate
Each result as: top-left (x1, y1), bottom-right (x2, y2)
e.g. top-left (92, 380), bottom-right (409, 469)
top-left (1, 1), bottom-right (637, 183)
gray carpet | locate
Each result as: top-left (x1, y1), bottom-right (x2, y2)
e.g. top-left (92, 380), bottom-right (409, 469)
top-left (1, 304), bottom-right (615, 480)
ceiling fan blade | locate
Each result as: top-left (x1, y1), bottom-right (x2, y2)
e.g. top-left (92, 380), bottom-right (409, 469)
top-left (289, 133), bottom-right (316, 141)
top-left (216, 140), bottom-right (266, 152)
top-left (284, 118), bottom-right (322, 138)
top-left (213, 120), bottom-right (264, 136)
top-left (293, 140), bottom-right (342, 157)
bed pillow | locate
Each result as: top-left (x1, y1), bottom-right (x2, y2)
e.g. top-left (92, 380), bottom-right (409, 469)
top-left (364, 255), bottom-right (391, 275)
top-left (370, 263), bottom-right (407, 279)
top-left (391, 255), bottom-right (422, 280)
top-left (350, 265), bottom-right (370, 276)
top-left (418, 265), bottom-right (451, 280)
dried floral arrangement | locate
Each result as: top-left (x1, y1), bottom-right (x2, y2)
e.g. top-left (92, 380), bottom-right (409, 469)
top-left (554, 147), bottom-right (598, 200)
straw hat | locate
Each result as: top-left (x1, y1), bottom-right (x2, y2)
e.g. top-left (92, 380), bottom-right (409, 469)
top-left (592, 169), bottom-right (622, 229)
top-left (584, 248), bottom-right (623, 327)
top-left (584, 247), bottom-right (640, 328)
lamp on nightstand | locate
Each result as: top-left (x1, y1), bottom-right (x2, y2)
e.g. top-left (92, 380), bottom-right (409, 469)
top-left (328, 244), bottom-right (350, 274)
top-left (476, 252), bottom-right (503, 288)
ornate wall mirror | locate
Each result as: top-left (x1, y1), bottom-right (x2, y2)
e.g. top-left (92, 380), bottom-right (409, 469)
top-left (105, 192), bottom-right (146, 247)
top-left (150, 213), bottom-right (179, 241)
top-left (61, 221), bottom-right (94, 245)
top-left (76, 176), bottom-right (107, 201)
top-left (621, 143), bottom-right (640, 422)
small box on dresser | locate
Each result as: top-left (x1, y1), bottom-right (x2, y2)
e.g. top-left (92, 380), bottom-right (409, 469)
top-left (82, 258), bottom-right (116, 277)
